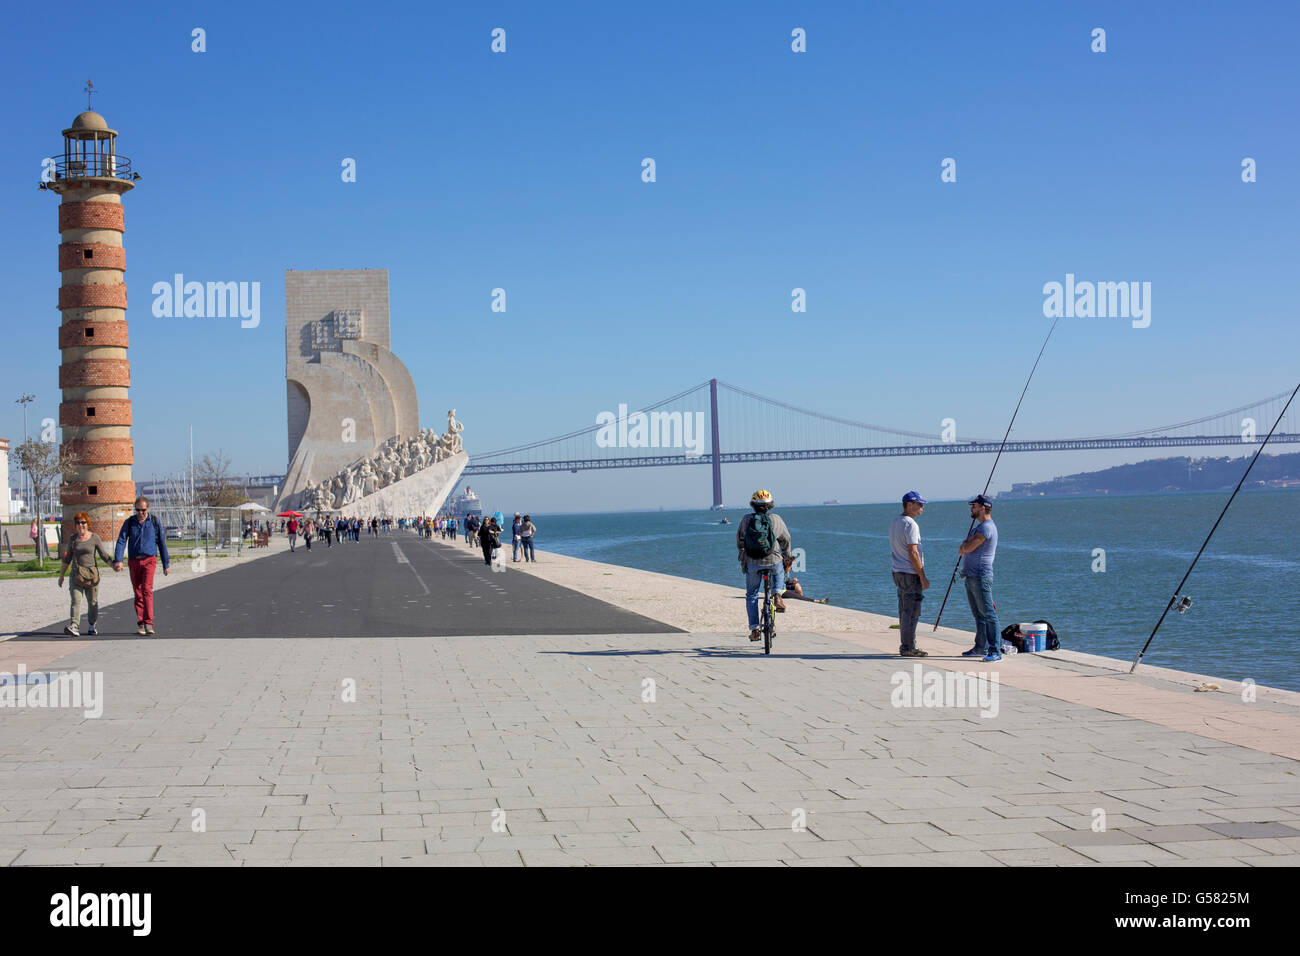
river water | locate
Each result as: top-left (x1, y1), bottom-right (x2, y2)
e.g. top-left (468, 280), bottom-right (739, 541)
top-left (516, 489), bottom-right (1300, 691)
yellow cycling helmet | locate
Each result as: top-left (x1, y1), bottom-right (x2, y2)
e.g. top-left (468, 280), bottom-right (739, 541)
top-left (750, 489), bottom-right (774, 508)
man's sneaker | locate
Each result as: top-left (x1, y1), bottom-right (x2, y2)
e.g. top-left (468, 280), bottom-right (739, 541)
top-left (63, 624), bottom-right (79, 637)
top-left (900, 647), bottom-right (928, 657)
top-left (749, 629), bottom-right (762, 642)
top-left (960, 647), bottom-right (984, 657)
top-left (146, 625), bottom-right (156, 635)
top-left (982, 651), bottom-right (1003, 662)
top-left (87, 625), bottom-right (97, 636)
top-left (137, 626), bottom-right (148, 636)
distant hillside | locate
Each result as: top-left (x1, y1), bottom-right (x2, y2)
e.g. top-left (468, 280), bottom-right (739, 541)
top-left (999, 452), bottom-right (1300, 499)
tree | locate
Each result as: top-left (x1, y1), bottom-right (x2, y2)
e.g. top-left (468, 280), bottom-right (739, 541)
top-left (13, 439), bottom-right (79, 567)
top-left (194, 450), bottom-right (248, 507)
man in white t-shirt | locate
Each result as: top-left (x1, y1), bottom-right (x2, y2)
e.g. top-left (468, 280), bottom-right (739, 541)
top-left (888, 491), bottom-right (931, 657)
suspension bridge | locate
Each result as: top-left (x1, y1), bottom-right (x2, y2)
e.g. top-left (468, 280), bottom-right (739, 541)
top-left (461, 380), bottom-right (1300, 508)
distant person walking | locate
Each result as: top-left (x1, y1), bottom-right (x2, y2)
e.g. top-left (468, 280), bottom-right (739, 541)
top-left (736, 489), bottom-right (792, 643)
top-left (478, 516), bottom-right (501, 567)
top-left (959, 494), bottom-right (1002, 662)
top-left (57, 511), bottom-right (114, 637)
top-left (304, 518), bottom-right (314, 551)
top-left (512, 513), bottom-right (523, 561)
top-left (520, 515), bottom-right (536, 562)
top-left (889, 491), bottom-right (931, 658)
top-left (113, 496), bottom-right (170, 636)
top-left (287, 516), bottom-right (299, 552)
top-left (323, 517), bottom-right (334, 548)
top-left (30, 516), bottom-right (51, 562)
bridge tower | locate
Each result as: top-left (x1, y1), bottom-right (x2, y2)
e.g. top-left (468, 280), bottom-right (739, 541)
top-left (710, 378), bottom-right (723, 509)
top-left (44, 102), bottom-right (139, 545)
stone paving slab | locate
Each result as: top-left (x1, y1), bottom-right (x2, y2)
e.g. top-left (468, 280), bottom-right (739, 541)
top-left (2, 626), bottom-right (1299, 866)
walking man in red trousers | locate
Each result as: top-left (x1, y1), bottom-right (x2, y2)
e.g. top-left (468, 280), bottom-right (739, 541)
top-left (113, 495), bottom-right (170, 636)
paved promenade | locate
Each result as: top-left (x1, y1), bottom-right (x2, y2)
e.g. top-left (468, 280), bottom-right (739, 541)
top-left (1, 533), bottom-right (1297, 866)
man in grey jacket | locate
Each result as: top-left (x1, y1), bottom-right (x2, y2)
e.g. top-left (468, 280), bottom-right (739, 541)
top-left (736, 489), bottom-right (792, 642)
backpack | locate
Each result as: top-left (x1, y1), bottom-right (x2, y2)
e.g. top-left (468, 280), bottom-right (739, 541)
top-left (743, 512), bottom-right (776, 560)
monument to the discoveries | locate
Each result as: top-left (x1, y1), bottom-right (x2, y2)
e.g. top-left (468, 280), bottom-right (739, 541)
top-left (45, 107), bottom-right (140, 544)
top-left (284, 269), bottom-right (418, 496)
top-left (281, 270), bottom-right (466, 516)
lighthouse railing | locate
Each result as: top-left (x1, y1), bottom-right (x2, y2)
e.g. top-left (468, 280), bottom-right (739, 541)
top-left (54, 154), bottom-right (133, 181)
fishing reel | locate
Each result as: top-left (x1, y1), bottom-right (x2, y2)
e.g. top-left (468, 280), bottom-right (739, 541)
top-left (1173, 594), bottom-right (1193, 615)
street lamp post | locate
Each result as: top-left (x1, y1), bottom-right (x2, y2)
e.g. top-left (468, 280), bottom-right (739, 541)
top-left (15, 393), bottom-right (34, 517)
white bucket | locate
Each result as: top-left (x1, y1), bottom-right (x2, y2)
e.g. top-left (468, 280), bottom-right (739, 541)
top-left (1019, 622), bottom-right (1048, 652)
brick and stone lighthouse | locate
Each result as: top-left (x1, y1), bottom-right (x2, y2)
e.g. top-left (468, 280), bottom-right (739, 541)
top-left (45, 105), bottom-right (140, 546)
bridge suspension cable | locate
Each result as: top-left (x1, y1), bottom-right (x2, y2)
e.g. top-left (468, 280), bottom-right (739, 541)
top-left (1090, 388), bottom-right (1297, 440)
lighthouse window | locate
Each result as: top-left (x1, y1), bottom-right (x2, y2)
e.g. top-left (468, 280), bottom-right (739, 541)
top-left (88, 485), bottom-right (98, 496)
top-left (84, 327), bottom-right (94, 338)
top-left (86, 406), bottom-right (95, 417)
top-left (83, 249), bottom-right (94, 259)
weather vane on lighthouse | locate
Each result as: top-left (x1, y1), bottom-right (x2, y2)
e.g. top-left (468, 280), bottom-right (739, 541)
top-left (83, 78), bottom-right (95, 110)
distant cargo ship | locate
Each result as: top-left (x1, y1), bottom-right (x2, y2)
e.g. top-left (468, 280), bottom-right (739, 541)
top-left (823, 499), bottom-right (841, 506)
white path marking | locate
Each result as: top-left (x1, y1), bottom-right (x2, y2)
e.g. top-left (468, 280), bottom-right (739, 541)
top-left (392, 542), bottom-right (429, 595)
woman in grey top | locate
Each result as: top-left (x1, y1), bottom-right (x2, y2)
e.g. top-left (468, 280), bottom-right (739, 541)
top-left (58, 512), bottom-right (115, 637)
top-left (520, 515), bottom-right (536, 563)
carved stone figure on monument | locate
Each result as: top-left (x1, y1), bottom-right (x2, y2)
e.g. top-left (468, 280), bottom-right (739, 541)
top-left (397, 445), bottom-right (411, 469)
top-left (443, 409), bottom-right (464, 455)
top-left (360, 460), bottom-right (379, 496)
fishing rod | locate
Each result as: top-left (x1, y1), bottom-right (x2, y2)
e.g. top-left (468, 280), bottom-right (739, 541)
top-left (1130, 378), bottom-right (1300, 673)
top-left (932, 317), bottom-right (1059, 630)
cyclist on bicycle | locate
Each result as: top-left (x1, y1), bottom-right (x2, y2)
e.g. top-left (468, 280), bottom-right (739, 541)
top-left (737, 489), bottom-right (792, 642)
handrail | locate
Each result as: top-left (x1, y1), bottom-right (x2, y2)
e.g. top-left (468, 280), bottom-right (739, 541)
top-left (54, 154), bottom-right (133, 181)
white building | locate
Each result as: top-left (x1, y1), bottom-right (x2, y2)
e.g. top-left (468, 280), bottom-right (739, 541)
top-left (0, 437), bottom-right (15, 518)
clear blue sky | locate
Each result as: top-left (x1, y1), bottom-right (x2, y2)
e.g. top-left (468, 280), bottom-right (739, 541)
top-left (4, 1), bottom-right (1297, 512)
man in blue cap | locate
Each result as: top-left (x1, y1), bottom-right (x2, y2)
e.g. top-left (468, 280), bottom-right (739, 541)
top-left (958, 494), bottom-right (1001, 661)
top-left (889, 491), bottom-right (930, 657)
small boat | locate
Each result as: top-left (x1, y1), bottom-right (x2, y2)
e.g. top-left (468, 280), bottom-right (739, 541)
top-left (719, 518), bottom-right (730, 525)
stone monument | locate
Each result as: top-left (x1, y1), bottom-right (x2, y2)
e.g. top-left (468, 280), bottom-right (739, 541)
top-left (282, 269), bottom-right (419, 501)
top-left (280, 269), bottom-right (466, 517)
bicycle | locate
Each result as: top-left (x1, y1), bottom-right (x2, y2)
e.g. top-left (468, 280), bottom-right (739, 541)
top-left (758, 567), bottom-right (777, 654)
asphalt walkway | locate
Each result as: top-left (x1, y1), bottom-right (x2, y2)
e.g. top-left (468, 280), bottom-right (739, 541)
top-left (22, 532), bottom-right (676, 639)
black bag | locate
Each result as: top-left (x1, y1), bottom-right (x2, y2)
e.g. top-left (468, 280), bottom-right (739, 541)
top-left (1000, 624), bottom-right (1024, 652)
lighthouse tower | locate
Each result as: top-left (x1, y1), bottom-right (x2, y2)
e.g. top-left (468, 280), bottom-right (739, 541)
top-left (45, 106), bottom-right (139, 545)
